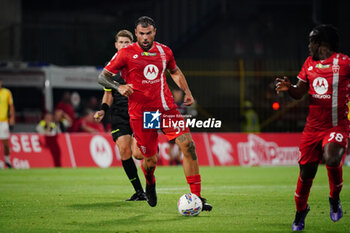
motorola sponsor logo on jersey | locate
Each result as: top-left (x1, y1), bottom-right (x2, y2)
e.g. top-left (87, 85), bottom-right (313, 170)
top-left (142, 64), bottom-right (160, 84)
top-left (312, 77), bottom-right (331, 99)
top-left (144, 64), bottom-right (159, 80)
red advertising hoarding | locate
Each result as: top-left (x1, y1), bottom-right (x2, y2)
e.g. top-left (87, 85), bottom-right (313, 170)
top-left (0, 132), bottom-right (302, 169)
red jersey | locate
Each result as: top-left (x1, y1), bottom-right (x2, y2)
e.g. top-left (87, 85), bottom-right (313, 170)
top-left (104, 42), bottom-right (178, 119)
top-left (298, 53), bottom-right (350, 131)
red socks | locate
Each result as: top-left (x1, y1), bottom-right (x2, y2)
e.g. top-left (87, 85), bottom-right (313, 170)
top-left (294, 164), bottom-right (343, 212)
top-left (141, 162), bottom-right (156, 185)
top-left (295, 175), bottom-right (313, 212)
top-left (186, 175), bottom-right (201, 197)
top-left (326, 165), bottom-right (343, 199)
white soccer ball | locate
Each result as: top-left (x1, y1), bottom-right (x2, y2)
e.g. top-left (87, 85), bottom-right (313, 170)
top-left (177, 193), bottom-right (202, 216)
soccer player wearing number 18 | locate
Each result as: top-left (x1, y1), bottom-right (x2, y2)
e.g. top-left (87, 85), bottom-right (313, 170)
top-left (276, 24), bottom-right (350, 231)
top-left (98, 16), bottom-right (212, 211)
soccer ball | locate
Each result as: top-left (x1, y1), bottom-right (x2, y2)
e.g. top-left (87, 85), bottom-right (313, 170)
top-left (177, 193), bottom-right (202, 216)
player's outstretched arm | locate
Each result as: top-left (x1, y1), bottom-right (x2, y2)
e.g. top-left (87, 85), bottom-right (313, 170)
top-left (98, 70), bottom-right (133, 97)
top-left (275, 76), bottom-right (308, 99)
top-left (169, 66), bottom-right (194, 106)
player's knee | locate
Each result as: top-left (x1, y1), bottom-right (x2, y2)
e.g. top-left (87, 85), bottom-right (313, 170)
top-left (325, 155), bottom-right (341, 167)
top-left (300, 163), bottom-right (318, 180)
top-left (118, 145), bottom-right (132, 160)
top-left (133, 150), bottom-right (144, 160)
top-left (182, 140), bottom-right (197, 160)
top-left (324, 143), bottom-right (344, 167)
top-left (300, 169), bottom-right (316, 180)
top-left (186, 140), bottom-right (196, 153)
top-left (144, 155), bottom-right (157, 167)
top-left (183, 136), bottom-right (195, 150)
top-left (177, 135), bottom-right (194, 150)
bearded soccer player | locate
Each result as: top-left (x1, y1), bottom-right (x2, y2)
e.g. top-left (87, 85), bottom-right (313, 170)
top-left (275, 24), bottom-right (350, 231)
top-left (94, 30), bottom-right (146, 201)
top-left (0, 80), bottom-right (15, 168)
top-left (98, 16), bottom-right (212, 211)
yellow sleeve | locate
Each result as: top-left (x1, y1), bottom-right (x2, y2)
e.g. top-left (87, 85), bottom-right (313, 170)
top-left (8, 90), bottom-right (13, 105)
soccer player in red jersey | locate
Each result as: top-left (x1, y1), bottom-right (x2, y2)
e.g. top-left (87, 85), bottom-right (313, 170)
top-left (98, 16), bottom-right (212, 211)
top-left (276, 24), bottom-right (350, 231)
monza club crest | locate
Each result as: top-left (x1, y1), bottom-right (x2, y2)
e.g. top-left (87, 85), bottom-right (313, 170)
top-left (143, 64), bottom-right (159, 80)
top-left (332, 64), bottom-right (340, 73)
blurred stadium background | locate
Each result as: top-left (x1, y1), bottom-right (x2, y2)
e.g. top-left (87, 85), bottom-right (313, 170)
top-left (1, 0), bottom-right (350, 133)
top-left (1, 2), bottom-right (350, 232)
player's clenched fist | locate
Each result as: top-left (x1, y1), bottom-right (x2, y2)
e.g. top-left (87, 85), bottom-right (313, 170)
top-left (94, 110), bottom-right (105, 122)
top-left (184, 93), bottom-right (194, 106)
top-left (117, 84), bottom-right (134, 97)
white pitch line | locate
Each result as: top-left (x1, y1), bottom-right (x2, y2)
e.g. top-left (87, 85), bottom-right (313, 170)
top-left (156, 184), bottom-right (347, 192)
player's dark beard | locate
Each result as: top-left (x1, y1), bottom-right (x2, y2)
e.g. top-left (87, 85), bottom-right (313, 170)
top-left (312, 53), bottom-right (320, 60)
top-left (310, 44), bottom-right (320, 60)
top-left (139, 41), bottom-right (153, 51)
top-left (311, 47), bottom-right (320, 60)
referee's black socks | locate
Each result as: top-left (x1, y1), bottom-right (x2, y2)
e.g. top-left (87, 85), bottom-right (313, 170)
top-left (122, 157), bottom-right (144, 193)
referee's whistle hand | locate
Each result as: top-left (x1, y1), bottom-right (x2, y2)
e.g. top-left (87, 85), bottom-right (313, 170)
top-left (94, 110), bottom-right (104, 122)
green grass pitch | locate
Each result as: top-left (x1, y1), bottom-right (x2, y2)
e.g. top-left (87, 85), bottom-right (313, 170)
top-left (0, 166), bottom-right (349, 233)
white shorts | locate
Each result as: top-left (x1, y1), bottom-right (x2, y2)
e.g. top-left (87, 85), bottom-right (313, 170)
top-left (0, 122), bottom-right (10, 140)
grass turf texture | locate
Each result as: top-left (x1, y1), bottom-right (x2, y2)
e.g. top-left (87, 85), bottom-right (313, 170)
top-left (0, 166), bottom-right (349, 233)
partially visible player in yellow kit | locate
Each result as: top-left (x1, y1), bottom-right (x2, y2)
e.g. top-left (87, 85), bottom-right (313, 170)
top-left (0, 80), bottom-right (15, 168)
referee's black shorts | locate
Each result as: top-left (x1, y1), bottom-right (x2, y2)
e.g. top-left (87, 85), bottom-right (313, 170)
top-left (110, 108), bottom-right (132, 142)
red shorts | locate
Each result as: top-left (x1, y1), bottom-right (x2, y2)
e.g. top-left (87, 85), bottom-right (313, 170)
top-left (130, 108), bottom-right (190, 157)
top-left (298, 126), bottom-right (348, 165)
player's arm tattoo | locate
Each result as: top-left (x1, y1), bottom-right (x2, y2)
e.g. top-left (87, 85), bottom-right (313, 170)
top-left (98, 71), bottom-right (121, 90)
top-left (176, 134), bottom-right (187, 142)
